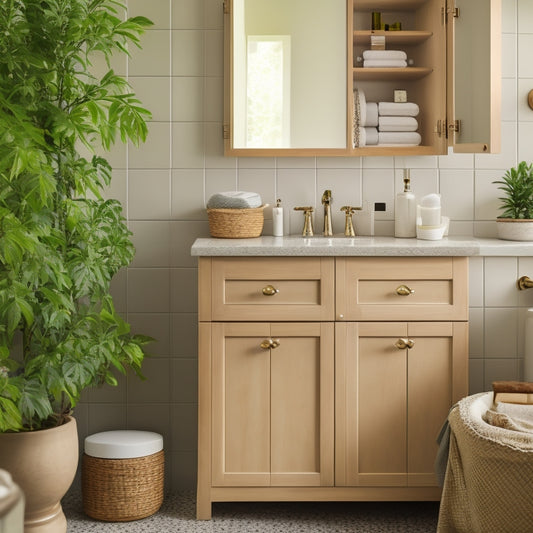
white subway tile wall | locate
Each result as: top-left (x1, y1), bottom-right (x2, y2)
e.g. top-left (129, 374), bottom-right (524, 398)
top-left (74, 0), bottom-right (533, 490)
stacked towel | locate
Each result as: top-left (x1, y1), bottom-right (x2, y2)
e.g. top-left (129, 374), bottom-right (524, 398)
top-left (377, 101), bottom-right (421, 146)
top-left (353, 88), bottom-right (421, 147)
top-left (363, 50), bottom-right (407, 68)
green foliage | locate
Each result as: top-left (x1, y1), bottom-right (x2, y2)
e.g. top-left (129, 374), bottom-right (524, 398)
top-left (0, 0), bottom-right (153, 431)
top-left (493, 161), bottom-right (533, 219)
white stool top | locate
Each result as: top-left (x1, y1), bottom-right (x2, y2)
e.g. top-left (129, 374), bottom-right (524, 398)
top-left (85, 430), bottom-right (163, 459)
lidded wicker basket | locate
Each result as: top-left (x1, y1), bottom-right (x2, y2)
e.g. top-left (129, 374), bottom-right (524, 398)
top-left (207, 205), bottom-right (266, 238)
top-left (82, 430), bottom-right (164, 522)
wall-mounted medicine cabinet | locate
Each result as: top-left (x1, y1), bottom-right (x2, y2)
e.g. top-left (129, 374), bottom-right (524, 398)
top-left (223, 0), bottom-right (501, 157)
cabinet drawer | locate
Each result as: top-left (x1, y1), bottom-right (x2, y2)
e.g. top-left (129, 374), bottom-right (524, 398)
top-left (200, 257), bottom-right (335, 321)
top-left (336, 257), bottom-right (468, 321)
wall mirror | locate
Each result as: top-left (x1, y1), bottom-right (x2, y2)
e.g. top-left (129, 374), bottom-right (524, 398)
top-left (225, 0), bottom-right (347, 155)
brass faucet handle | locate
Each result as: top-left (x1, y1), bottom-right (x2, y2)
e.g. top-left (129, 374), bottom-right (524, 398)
top-left (294, 206), bottom-right (314, 236)
top-left (340, 205), bottom-right (362, 215)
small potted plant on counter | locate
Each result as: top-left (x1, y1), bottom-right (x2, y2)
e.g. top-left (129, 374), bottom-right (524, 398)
top-left (493, 161), bottom-right (533, 241)
top-left (0, 1), bottom-right (152, 531)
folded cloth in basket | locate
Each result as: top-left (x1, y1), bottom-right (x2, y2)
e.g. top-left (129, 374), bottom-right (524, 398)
top-left (363, 50), bottom-right (407, 61)
top-left (378, 116), bottom-right (418, 132)
top-left (484, 401), bottom-right (533, 434)
top-left (363, 59), bottom-right (407, 68)
top-left (207, 191), bottom-right (262, 209)
top-left (378, 131), bottom-right (421, 145)
top-left (493, 380), bottom-right (533, 394)
top-left (378, 102), bottom-right (420, 117)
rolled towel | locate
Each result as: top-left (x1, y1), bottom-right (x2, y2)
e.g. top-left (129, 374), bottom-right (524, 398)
top-left (363, 59), bottom-right (407, 68)
top-left (378, 116), bottom-right (419, 132)
top-left (354, 126), bottom-right (367, 148)
top-left (207, 191), bottom-right (262, 209)
top-left (363, 50), bottom-right (407, 61)
top-left (358, 88), bottom-right (367, 126)
top-left (365, 102), bottom-right (378, 127)
top-left (378, 102), bottom-right (420, 117)
top-left (365, 127), bottom-right (379, 146)
top-left (378, 131), bottom-right (421, 145)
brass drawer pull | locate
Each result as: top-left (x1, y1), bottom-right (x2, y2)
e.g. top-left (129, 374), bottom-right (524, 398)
top-left (260, 338), bottom-right (281, 350)
top-left (395, 338), bottom-right (414, 350)
top-left (262, 285), bottom-right (279, 296)
top-left (396, 284), bottom-right (415, 296)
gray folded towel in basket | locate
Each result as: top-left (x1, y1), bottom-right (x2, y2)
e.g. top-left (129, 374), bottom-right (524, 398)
top-left (207, 191), bottom-right (262, 209)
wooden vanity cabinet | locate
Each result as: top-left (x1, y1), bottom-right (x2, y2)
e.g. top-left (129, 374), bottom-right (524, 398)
top-left (197, 256), bottom-right (468, 519)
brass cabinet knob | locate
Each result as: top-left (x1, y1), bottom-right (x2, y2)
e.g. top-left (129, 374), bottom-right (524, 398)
top-left (262, 285), bottom-right (279, 296)
top-left (395, 338), bottom-right (415, 350)
top-left (396, 284), bottom-right (415, 296)
top-left (260, 338), bottom-right (281, 350)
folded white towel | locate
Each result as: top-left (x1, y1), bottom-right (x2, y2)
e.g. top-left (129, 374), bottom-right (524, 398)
top-left (378, 102), bottom-right (420, 117)
top-left (365, 103), bottom-right (378, 127)
top-left (363, 59), bottom-right (407, 68)
top-left (363, 50), bottom-right (407, 61)
top-left (378, 132), bottom-right (422, 145)
top-left (207, 191), bottom-right (262, 209)
top-left (378, 116), bottom-right (419, 132)
top-left (365, 127), bottom-right (379, 146)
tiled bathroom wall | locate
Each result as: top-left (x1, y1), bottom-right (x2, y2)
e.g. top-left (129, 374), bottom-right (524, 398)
top-left (74, 0), bottom-right (533, 490)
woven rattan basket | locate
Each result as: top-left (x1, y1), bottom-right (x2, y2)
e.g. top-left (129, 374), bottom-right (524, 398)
top-left (207, 205), bottom-right (266, 238)
top-left (82, 450), bottom-right (164, 522)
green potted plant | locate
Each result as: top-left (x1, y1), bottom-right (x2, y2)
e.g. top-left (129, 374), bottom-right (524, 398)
top-left (493, 161), bottom-right (533, 241)
top-left (0, 0), bottom-right (152, 530)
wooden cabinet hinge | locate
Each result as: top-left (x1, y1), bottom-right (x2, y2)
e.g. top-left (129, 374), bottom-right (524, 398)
top-left (223, 123), bottom-right (230, 140)
top-left (223, 0), bottom-right (230, 15)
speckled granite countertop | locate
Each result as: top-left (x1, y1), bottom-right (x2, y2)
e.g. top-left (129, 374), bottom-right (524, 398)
top-left (191, 236), bottom-right (533, 257)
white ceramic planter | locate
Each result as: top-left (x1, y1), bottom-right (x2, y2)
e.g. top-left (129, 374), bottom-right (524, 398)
top-left (496, 218), bottom-right (533, 241)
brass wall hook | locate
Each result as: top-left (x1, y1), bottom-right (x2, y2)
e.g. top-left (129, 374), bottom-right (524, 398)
top-left (518, 276), bottom-right (533, 290)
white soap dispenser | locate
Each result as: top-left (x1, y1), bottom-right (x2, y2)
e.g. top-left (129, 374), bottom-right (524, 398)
top-left (273, 198), bottom-right (284, 237)
top-left (394, 169), bottom-right (416, 238)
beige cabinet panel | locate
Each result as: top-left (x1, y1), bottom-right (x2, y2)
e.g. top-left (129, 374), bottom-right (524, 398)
top-left (335, 321), bottom-right (468, 487)
top-left (211, 322), bottom-right (334, 488)
top-left (336, 257), bottom-right (468, 321)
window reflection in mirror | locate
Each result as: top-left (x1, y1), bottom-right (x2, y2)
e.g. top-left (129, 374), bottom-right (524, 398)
top-left (232, 0), bottom-right (346, 149)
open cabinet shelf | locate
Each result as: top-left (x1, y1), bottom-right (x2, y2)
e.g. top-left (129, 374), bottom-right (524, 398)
top-left (354, 30), bottom-right (433, 46)
top-left (355, 0), bottom-right (429, 10)
top-left (353, 67), bottom-right (433, 81)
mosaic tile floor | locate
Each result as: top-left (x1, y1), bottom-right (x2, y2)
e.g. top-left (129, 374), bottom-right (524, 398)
top-left (63, 490), bottom-right (439, 532)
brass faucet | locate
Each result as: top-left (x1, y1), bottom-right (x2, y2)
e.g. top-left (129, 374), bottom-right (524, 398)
top-left (341, 206), bottom-right (362, 237)
top-left (294, 206), bottom-right (315, 236)
top-left (322, 190), bottom-right (333, 236)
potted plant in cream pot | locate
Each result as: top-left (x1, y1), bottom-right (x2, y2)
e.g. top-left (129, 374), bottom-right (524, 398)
top-left (0, 1), bottom-right (152, 531)
top-left (493, 161), bottom-right (533, 241)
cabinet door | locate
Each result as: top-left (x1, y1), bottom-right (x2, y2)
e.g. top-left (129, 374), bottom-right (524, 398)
top-left (335, 321), bottom-right (468, 487)
top-left (212, 322), bottom-right (334, 487)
